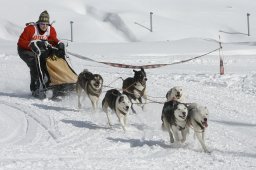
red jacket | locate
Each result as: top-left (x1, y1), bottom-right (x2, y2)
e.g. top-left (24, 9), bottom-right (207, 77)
top-left (17, 24), bottom-right (59, 51)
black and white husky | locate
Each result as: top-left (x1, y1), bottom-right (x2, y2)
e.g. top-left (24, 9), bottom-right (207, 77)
top-left (122, 67), bottom-right (147, 113)
top-left (161, 100), bottom-right (189, 143)
top-left (185, 103), bottom-right (209, 152)
top-left (102, 89), bottom-right (131, 132)
top-left (76, 69), bottom-right (103, 111)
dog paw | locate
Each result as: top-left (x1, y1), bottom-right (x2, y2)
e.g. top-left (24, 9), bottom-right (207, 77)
top-left (142, 106), bottom-right (147, 112)
top-left (107, 122), bottom-right (112, 127)
top-left (204, 149), bottom-right (211, 154)
top-left (180, 138), bottom-right (186, 143)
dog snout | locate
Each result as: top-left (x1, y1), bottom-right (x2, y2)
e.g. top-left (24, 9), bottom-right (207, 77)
top-left (126, 106), bottom-right (129, 110)
top-left (204, 118), bottom-right (207, 122)
top-left (94, 81), bottom-right (100, 86)
top-left (144, 77), bottom-right (147, 81)
top-left (176, 91), bottom-right (181, 97)
top-left (182, 112), bottom-right (186, 116)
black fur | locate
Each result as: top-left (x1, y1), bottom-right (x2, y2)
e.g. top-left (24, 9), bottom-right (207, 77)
top-left (77, 70), bottom-right (94, 88)
top-left (122, 68), bottom-right (147, 113)
top-left (102, 89), bottom-right (121, 111)
top-left (77, 69), bottom-right (103, 96)
top-left (162, 100), bottom-right (181, 125)
top-left (76, 69), bottom-right (103, 110)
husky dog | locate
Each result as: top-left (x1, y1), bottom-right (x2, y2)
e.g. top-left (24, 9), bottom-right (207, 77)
top-left (161, 100), bottom-right (189, 143)
top-left (76, 69), bottom-right (103, 110)
top-left (186, 103), bottom-right (209, 152)
top-left (102, 89), bottom-right (131, 132)
top-left (122, 67), bottom-right (147, 113)
top-left (166, 86), bottom-right (186, 102)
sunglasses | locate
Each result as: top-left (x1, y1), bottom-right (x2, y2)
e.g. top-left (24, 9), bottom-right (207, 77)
top-left (39, 23), bottom-right (49, 26)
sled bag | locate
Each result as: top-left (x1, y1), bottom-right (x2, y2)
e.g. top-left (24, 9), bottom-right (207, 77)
top-left (46, 56), bottom-right (78, 86)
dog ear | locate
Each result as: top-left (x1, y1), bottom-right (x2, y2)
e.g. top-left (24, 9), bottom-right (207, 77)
top-left (83, 69), bottom-right (89, 73)
top-left (119, 96), bottom-right (124, 103)
top-left (141, 67), bottom-right (145, 72)
top-left (166, 89), bottom-right (172, 98)
top-left (184, 103), bottom-right (190, 108)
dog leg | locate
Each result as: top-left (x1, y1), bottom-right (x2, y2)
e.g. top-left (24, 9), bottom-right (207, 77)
top-left (163, 117), bottom-right (174, 143)
top-left (106, 112), bottom-right (112, 127)
top-left (117, 114), bottom-right (126, 132)
top-left (172, 126), bottom-right (180, 142)
top-left (195, 131), bottom-right (209, 153)
top-left (102, 102), bottom-right (112, 127)
top-left (89, 95), bottom-right (98, 111)
top-left (142, 91), bottom-right (148, 111)
top-left (181, 128), bottom-right (189, 143)
top-left (138, 97), bottom-right (145, 111)
top-left (77, 85), bottom-right (82, 109)
top-left (131, 104), bottom-right (137, 114)
top-left (138, 97), bottom-right (143, 109)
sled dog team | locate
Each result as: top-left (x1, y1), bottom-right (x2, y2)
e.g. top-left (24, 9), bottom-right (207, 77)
top-left (76, 68), bottom-right (210, 152)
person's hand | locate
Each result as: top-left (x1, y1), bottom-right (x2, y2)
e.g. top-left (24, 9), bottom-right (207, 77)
top-left (30, 40), bottom-right (46, 55)
top-left (57, 42), bottom-right (65, 50)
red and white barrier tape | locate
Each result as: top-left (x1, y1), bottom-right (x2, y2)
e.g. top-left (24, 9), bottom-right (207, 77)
top-left (67, 47), bottom-right (221, 69)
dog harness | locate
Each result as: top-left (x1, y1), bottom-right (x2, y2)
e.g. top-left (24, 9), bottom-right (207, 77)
top-left (195, 120), bottom-right (205, 131)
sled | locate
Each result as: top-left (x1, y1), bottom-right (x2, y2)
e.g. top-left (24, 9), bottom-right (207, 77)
top-left (33, 41), bottom-right (78, 99)
top-left (45, 56), bottom-right (78, 98)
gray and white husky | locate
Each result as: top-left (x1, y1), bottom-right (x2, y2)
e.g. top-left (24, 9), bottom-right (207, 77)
top-left (102, 89), bottom-right (131, 132)
top-left (185, 103), bottom-right (209, 152)
top-left (76, 69), bottom-right (103, 111)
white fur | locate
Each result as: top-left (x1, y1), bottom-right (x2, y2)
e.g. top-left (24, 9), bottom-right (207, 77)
top-left (103, 94), bottom-right (131, 132)
top-left (166, 86), bottom-right (186, 102)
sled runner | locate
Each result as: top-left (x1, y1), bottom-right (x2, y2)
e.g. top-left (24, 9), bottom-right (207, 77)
top-left (31, 40), bottom-right (77, 99)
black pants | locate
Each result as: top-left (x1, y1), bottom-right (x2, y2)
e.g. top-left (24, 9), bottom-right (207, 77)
top-left (17, 47), bottom-right (49, 92)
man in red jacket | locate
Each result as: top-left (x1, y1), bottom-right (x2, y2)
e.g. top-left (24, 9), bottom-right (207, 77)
top-left (17, 10), bottom-right (65, 98)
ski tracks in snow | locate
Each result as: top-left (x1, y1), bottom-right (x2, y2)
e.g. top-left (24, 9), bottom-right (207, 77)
top-left (0, 98), bottom-right (60, 145)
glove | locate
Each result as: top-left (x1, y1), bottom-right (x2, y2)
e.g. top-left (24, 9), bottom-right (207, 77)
top-left (30, 40), bottom-right (46, 55)
top-left (56, 42), bottom-right (65, 58)
top-left (57, 42), bottom-right (65, 50)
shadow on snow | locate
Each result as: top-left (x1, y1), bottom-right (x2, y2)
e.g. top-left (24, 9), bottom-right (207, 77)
top-left (107, 137), bottom-right (171, 148)
top-left (61, 119), bottom-right (109, 130)
top-left (211, 119), bottom-right (256, 127)
top-left (33, 103), bottom-right (79, 112)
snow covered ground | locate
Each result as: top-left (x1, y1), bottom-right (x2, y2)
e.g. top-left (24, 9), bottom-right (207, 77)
top-left (0, 0), bottom-right (256, 169)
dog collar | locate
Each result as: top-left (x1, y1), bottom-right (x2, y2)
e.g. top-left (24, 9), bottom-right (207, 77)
top-left (178, 126), bottom-right (185, 130)
top-left (173, 121), bottom-right (186, 130)
top-left (117, 109), bottom-right (127, 115)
